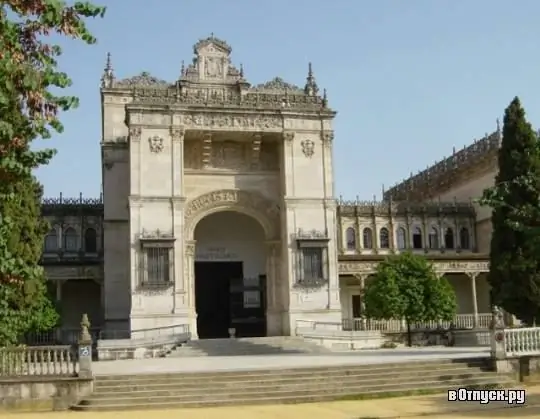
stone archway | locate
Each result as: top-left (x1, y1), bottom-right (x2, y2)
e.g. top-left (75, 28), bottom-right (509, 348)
top-left (184, 189), bottom-right (280, 240)
top-left (183, 189), bottom-right (282, 338)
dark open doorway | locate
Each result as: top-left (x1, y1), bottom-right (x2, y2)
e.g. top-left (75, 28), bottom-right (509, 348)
top-left (195, 261), bottom-right (243, 339)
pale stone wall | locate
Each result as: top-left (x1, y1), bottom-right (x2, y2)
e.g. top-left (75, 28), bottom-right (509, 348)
top-left (101, 92), bottom-right (132, 331)
top-left (281, 118), bottom-right (340, 334)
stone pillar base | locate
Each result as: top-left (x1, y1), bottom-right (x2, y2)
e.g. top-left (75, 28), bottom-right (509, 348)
top-left (266, 310), bottom-right (283, 336)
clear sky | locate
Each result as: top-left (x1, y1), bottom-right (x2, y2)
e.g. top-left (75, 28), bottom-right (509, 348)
top-left (35, 0), bottom-right (540, 200)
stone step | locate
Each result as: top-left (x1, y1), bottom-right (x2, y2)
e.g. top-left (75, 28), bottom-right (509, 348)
top-left (74, 376), bottom-right (513, 411)
top-left (168, 336), bottom-right (332, 357)
top-left (94, 365), bottom-right (493, 390)
top-left (95, 357), bottom-right (488, 381)
top-left (92, 371), bottom-right (503, 395)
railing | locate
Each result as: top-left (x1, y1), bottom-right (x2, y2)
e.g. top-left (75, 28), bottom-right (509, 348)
top-left (25, 324), bottom-right (191, 345)
top-left (297, 313), bottom-right (492, 335)
top-left (341, 313), bottom-right (492, 332)
top-left (0, 345), bottom-right (77, 377)
top-left (505, 327), bottom-right (540, 357)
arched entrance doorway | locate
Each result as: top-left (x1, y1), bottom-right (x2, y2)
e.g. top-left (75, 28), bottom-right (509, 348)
top-left (193, 211), bottom-right (267, 339)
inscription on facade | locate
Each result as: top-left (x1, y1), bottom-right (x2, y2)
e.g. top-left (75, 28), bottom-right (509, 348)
top-left (195, 246), bottom-right (238, 261)
top-left (181, 114), bottom-right (282, 130)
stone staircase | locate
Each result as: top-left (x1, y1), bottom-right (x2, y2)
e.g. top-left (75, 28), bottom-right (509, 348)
top-left (169, 336), bottom-right (333, 357)
top-left (73, 357), bottom-right (515, 411)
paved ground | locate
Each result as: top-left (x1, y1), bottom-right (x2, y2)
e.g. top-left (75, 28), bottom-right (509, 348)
top-left (92, 346), bottom-right (489, 375)
top-left (8, 387), bottom-right (540, 418)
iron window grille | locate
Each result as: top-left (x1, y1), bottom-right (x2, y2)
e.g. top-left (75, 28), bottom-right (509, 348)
top-left (294, 229), bottom-right (330, 289)
top-left (138, 233), bottom-right (175, 290)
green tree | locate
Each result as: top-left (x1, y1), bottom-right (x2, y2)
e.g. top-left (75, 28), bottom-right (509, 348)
top-left (480, 97), bottom-right (540, 325)
top-left (0, 1), bottom-right (106, 344)
top-left (364, 252), bottom-right (457, 346)
top-left (0, 176), bottom-right (59, 344)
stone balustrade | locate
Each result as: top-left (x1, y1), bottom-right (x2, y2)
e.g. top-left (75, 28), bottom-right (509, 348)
top-left (504, 327), bottom-right (540, 357)
top-left (337, 313), bottom-right (491, 333)
top-left (0, 345), bottom-right (77, 377)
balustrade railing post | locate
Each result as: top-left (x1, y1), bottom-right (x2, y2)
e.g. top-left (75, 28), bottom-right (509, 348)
top-left (490, 306), bottom-right (506, 362)
top-left (77, 313), bottom-right (93, 378)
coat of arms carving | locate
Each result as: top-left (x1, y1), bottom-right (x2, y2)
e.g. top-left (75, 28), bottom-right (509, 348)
top-left (301, 139), bottom-right (315, 158)
top-left (205, 57), bottom-right (223, 77)
top-left (148, 136), bottom-right (164, 153)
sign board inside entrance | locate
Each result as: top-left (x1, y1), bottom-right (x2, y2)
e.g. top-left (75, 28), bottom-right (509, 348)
top-left (195, 246), bottom-right (238, 261)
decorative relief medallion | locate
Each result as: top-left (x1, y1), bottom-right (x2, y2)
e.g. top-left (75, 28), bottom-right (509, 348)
top-left (301, 139), bottom-right (315, 158)
top-left (181, 114), bottom-right (281, 130)
top-left (129, 127), bottom-right (142, 141)
top-left (148, 136), bottom-right (164, 153)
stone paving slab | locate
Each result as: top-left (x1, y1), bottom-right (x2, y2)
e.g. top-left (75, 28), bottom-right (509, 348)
top-left (92, 347), bottom-right (489, 376)
top-left (7, 386), bottom-right (540, 419)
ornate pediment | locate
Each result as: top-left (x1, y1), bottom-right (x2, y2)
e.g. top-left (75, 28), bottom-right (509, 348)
top-left (193, 35), bottom-right (232, 55)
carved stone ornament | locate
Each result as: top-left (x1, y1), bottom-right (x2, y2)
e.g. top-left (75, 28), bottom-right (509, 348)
top-left (181, 114), bottom-right (282, 130)
top-left (170, 126), bottom-right (185, 141)
top-left (301, 139), bottom-right (315, 158)
top-left (205, 56), bottom-right (224, 78)
top-left (323, 132), bottom-right (334, 147)
top-left (148, 136), bottom-right (164, 153)
top-left (116, 71), bottom-right (169, 88)
top-left (253, 77), bottom-right (302, 92)
top-left (284, 132), bottom-right (295, 142)
top-left (184, 189), bottom-right (280, 238)
top-left (129, 127), bottom-right (142, 141)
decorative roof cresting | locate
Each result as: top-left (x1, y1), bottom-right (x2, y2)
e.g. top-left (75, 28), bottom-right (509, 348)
top-left (115, 71), bottom-right (170, 88)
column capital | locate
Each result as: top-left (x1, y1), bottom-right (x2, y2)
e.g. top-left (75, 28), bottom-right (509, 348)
top-left (185, 240), bottom-right (196, 256)
top-left (465, 271), bottom-right (480, 280)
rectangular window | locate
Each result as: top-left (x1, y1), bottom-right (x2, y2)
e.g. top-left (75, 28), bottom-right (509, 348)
top-left (302, 247), bottom-right (324, 280)
top-left (141, 246), bottom-right (172, 286)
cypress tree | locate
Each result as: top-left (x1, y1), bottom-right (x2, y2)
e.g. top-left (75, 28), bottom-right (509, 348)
top-left (0, 175), bottom-right (59, 344)
top-left (485, 97), bottom-right (540, 324)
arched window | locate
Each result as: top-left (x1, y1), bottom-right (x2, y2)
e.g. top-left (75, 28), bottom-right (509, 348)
top-left (63, 227), bottom-right (78, 252)
top-left (412, 226), bottom-right (423, 249)
top-left (362, 228), bottom-right (373, 249)
top-left (44, 229), bottom-right (58, 252)
top-left (345, 227), bottom-right (356, 250)
top-left (379, 227), bottom-right (390, 249)
top-left (397, 227), bottom-right (407, 250)
top-left (460, 227), bottom-right (470, 249)
top-left (444, 228), bottom-right (454, 249)
top-left (428, 227), bottom-right (439, 249)
top-left (84, 228), bottom-right (97, 253)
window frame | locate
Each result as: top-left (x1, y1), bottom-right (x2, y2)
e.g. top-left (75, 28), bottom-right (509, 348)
top-left (138, 238), bottom-right (175, 289)
top-left (295, 238), bottom-right (329, 289)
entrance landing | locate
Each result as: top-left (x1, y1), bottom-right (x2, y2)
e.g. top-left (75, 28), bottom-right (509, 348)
top-left (91, 347), bottom-right (489, 376)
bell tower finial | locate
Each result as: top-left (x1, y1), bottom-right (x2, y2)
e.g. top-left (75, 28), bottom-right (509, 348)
top-left (100, 52), bottom-right (115, 88)
top-left (304, 62), bottom-right (319, 96)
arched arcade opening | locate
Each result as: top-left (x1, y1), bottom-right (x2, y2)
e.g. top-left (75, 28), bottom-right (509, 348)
top-left (193, 211), bottom-right (267, 339)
